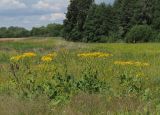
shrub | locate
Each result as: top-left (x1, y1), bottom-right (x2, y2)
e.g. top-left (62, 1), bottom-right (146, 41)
top-left (77, 71), bottom-right (108, 94)
top-left (126, 25), bottom-right (154, 43)
top-left (118, 74), bottom-right (145, 96)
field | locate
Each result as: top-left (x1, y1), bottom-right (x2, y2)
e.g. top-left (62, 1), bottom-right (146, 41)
top-left (0, 37), bottom-right (160, 114)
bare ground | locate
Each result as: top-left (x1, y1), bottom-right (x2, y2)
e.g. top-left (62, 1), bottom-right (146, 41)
top-left (0, 38), bottom-right (29, 42)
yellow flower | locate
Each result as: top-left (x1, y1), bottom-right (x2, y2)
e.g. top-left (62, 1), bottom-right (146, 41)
top-left (10, 52), bottom-right (37, 62)
top-left (10, 55), bottom-right (25, 61)
top-left (23, 52), bottom-right (37, 58)
top-left (78, 52), bottom-right (112, 58)
top-left (41, 52), bottom-right (57, 62)
top-left (114, 61), bottom-right (150, 67)
top-left (114, 61), bottom-right (134, 65)
top-left (41, 56), bottom-right (53, 62)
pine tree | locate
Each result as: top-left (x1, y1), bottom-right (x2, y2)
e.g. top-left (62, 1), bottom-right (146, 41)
top-left (63, 0), bottom-right (94, 41)
top-left (83, 3), bottom-right (116, 42)
top-left (63, 0), bottom-right (79, 40)
top-left (152, 0), bottom-right (160, 31)
top-left (135, 0), bottom-right (154, 25)
top-left (118, 0), bottom-right (137, 37)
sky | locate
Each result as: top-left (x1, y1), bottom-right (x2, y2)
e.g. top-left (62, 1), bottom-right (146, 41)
top-left (0, 0), bottom-right (114, 29)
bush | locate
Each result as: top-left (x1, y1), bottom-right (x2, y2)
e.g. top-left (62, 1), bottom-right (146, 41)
top-left (118, 74), bottom-right (145, 96)
top-left (77, 71), bottom-right (107, 94)
top-left (126, 25), bottom-right (154, 43)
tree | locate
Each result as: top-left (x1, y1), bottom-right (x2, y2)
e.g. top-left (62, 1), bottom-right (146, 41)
top-left (63, 0), bottom-right (94, 41)
top-left (46, 23), bottom-right (63, 37)
top-left (113, 0), bottom-right (154, 39)
top-left (126, 25), bottom-right (154, 43)
top-left (0, 27), bottom-right (30, 38)
top-left (31, 26), bottom-right (47, 37)
top-left (135, 0), bottom-right (154, 25)
top-left (83, 3), bottom-right (116, 42)
top-left (63, 0), bottom-right (79, 40)
top-left (0, 27), bottom-right (7, 38)
top-left (117, 0), bottom-right (137, 37)
top-left (152, 0), bottom-right (160, 31)
top-left (30, 24), bottom-right (63, 37)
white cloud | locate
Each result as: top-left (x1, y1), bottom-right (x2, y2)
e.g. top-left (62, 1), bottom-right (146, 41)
top-left (0, 0), bottom-right (27, 9)
top-left (40, 13), bottom-right (65, 21)
top-left (50, 13), bottom-right (65, 20)
top-left (0, 0), bottom-right (114, 29)
top-left (33, 0), bottom-right (68, 11)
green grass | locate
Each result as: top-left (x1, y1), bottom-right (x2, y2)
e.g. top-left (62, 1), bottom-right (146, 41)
top-left (0, 37), bottom-right (160, 114)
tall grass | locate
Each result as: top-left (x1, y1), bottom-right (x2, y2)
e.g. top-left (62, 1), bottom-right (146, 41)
top-left (0, 38), bottom-right (160, 114)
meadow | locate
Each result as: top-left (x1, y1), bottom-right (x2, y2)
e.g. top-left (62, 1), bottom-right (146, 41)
top-left (0, 37), bottom-right (160, 114)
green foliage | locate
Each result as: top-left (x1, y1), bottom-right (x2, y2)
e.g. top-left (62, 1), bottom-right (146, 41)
top-left (46, 24), bottom-right (63, 37)
top-left (31, 23), bottom-right (63, 37)
top-left (0, 23), bottom-right (63, 38)
top-left (126, 25), bottom-right (154, 43)
top-left (118, 74), bottom-right (145, 96)
top-left (63, 0), bottom-right (94, 41)
top-left (83, 3), bottom-right (117, 42)
top-left (117, 0), bottom-right (137, 37)
top-left (155, 33), bottom-right (160, 42)
top-left (77, 71), bottom-right (107, 94)
top-left (62, 0), bottom-right (160, 43)
top-left (7, 53), bottom-right (107, 104)
top-left (0, 27), bottom-right (30, 38)
top-left (135, 0), bottom-right (154, 25)
top-left (152, 0), bottom-right (160, 31)
top-left (31, 26), bottom-right (47, 37)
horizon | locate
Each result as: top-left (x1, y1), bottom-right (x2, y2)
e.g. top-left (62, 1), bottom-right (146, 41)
top-left (0, 0), bottom-right (114, 29)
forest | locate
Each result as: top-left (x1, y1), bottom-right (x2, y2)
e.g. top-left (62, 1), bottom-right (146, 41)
top-left (63, 0), bottom-right (160, 43)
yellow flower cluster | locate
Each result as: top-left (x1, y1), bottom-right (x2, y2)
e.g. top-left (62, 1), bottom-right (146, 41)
top-left (41, 52), bottom-right (57, 62)
top-left (10, 55), bottom-right (24, 61)
top-left (10, 52), bottom-right (36, 61)
top-left (23, 52), bottom-right (37, 57)
top-left (114, 61), bottom-right (150, 67)
top-left (78, 52), bottom-right (113, 58)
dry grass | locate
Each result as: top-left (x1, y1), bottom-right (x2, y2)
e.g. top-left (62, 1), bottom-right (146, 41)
top-left (51, 93), bottom-right (151, 115)
top-left (0, 95), bottom-right (51, 115)
top-left (0, 94), bottom-right (148, 115)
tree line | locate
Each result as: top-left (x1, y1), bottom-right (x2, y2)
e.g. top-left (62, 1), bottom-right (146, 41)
top-left (1, 0), bottom-right (160, 43)
top-left (0, 23), bottom-right (63, 38)
top-left (63, 0), bottom-right (160, 43)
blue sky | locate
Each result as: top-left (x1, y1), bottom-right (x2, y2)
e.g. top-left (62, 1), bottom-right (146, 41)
top-left (0, 0), bottom-right (114, 29)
